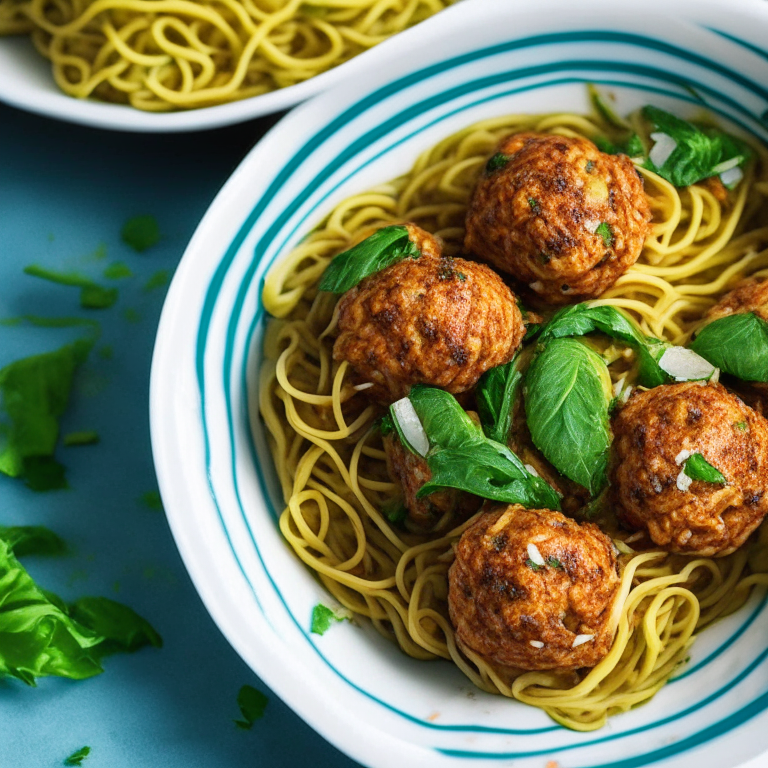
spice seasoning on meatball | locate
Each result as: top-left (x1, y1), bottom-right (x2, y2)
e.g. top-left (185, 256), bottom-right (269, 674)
top-left (611, 382), bottom-right (768, 556)
top-left (382, 432), bottom-right (481, 531)
top-left (333, 224), bottom-right (526, 403)
top-left (448, 505), bottom-right (620, 671)
top-left (464, 133), bottom-right (652, 305)
top-left (704, 276), bottom-right (768, 323)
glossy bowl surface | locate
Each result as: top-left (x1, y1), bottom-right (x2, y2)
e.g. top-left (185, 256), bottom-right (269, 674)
top-left (150, 1), bottom-right (768, 765)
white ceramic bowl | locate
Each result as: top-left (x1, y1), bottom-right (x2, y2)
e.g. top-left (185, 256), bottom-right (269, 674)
top-left (150, 0), bottom-right (768, 765)
top-left (0, 29), bottom-right (420, 132)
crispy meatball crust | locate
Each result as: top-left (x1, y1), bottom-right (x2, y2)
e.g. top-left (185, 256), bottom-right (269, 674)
top-left (705, 277), bottom-right (768, 323)
top-left (611, 382), bottom-right (768, 556)
top-left (333, 225), bottom-right (525, 403)
top-left (383, 433), bottom-right (481, 530)
top-left (448, 505), bottom-right (620, 671)
top-left (464, 133), bottom-right (652, 305)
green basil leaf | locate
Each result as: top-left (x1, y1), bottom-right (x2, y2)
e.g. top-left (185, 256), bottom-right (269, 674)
top-left (683, 453), bottom-right (727, 484)
top-left (399, 386), bottom-right (560, 510)
top-left (417, 442), bottom-right (561, 510)
top-left (0, 525), bottom-right (66, 557)
top-left (121, 214), bottom-right (161, 252)
top-left (69, 597), bottom-right (162, 656)
top-left (476, 356), bottom-right (522, 444)
top-left (539, 303), bottom-right (671, 388)
top-left (318, 225), bottom-right (420, 294)
top-left (691, 312), bottom-right (768, 382)
top-left (525, 338), bottom-right (612, 496)
top-left (64, 746), bottom-right (91, 766)
top-left (0, 339), bottom-right (94, 487)
top-left (234, 684), bottom-right (269, 730)
top-left (310, 603), bottom-right (351, 635)
top-left (23, 265), bottom-right (118, 310)
top-left (642, 106), bottom-right (751, 188)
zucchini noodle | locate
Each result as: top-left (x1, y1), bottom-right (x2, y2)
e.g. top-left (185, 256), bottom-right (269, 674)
top-left (259, 112), bottom-right (768, 729)
top-left (0, 0), bottom-right (452, 111)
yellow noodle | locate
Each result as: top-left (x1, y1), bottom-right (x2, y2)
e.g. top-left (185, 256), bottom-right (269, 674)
top-left (259, 111), bottom-right (768, 730)
top-left (0, 0), bottom-right (453, 110)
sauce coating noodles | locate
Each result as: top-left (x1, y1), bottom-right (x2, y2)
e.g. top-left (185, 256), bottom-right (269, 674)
top-left (259, 112), bottom-right (768, 730)
top-left (0, 0), bottom-right (452, 110)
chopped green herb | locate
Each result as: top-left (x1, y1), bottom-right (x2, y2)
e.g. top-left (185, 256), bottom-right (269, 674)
top-left (0, 338), bottom-right (93, 489)
top-left (546, 556), bottom-right (562, 569)
top-left (486, 153), bottom-right (510, 173)
top-left (0, 525), bottom-right (66, 557)
top-left (525, 559), bottom-right (542, 571)
top-left (64, 746), bottom-right (91, 766)
top-left (595, 222), bottom-right (614, 248)
top-left (683, 453), bottom-right (727, 484)
top-left (23, 265), bottom-right (117, 310)
top-left (585, 160), bottom-right (596, 173)
top-left (310, 603), bottom-right (351, 635)
top-left (377, 413), bottom-right (395, 436)
top-left (143, 269), bottom-right (170, 292)
top-left (139, 490), bottom-right (163, 511)
top-left (234, 684), bottom-right (268, 729)
top-left (64, 431), bottom-right (100, 447)
top-left (382, 498), bottom-right (407, 524)
top-left (735, 421), bottom-right (748, 431)
top-left (528, 198), bottom-right (540, 213)
top-left (318, 226), bottom-right (420, 294)
top-left (121, 215), bottom-right (161, 252)
top-left (102, 262), bottom-right (133, 280)
top-left (457, 272), bottom-right (467, 282)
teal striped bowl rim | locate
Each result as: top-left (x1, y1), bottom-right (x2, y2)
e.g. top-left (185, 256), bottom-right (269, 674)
top-left (151, 3), bottom-right (768, 766)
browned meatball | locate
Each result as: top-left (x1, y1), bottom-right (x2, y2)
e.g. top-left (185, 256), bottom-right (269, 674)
top-left (464, 133), bottom-right (652, 305)
top-left (383, 432), bottom-right (481, 531)
top-left (611, 382), bottom-right (768, 556)
top-left (448, 505), bottom-right (620, 671)
top-left (334, 224), bottom-right (525, 403)
top-left (705, 276), bottom-right (768, 323)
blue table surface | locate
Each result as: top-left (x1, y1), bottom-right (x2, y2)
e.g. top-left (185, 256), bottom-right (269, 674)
top-left (0, 101), bottom-right (363, 768)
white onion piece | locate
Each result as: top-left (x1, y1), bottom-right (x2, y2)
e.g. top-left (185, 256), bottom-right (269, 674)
top-left (527, 543), bottom-right (545, 566)
top-left (675, 449), bottom-right (692, 466)
top-left (677, 470), bottom-right (693, 492)
top-left (720, 166), bottom-right (744, 189)
top-left (391, 397), bottom-right (429, 457)
top-left (529, 640), bottom-right (544, 649)
top-left (572, 634), bottom-right (595, 648)
top-left (353, 382), bottom-right (374, 391)
top-left (524, 464), bottom-right (540, 478)
top-left (658, 346), bottom-right (717, 381)
top-left (649, 132), bottom-right (677, 167)
top-left (711, 156), bottom-right (742, 175)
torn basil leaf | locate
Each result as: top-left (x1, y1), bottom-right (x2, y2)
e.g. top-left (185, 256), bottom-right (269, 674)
top-left (69, 598), bottom-right (162, 655)
top-left (525, 339), bottom-right (612, 496)
top-left (476, 355), bottom-right (522, 445)
top-left (310, 603), bottom-right (351, 635)
top-left (642, 105), bottom-right (752, 188)
top-left (23, 265), bottom-right (118, 310)
top-left (318, 225), bottom-right (420, 294)
top-left (234, 684), bottom-right (268, 729)
top-left (538, 303), bottom-right (670, 387)
top-left (64, 746), bottom-right (91, 766)
top-left (121, 214), bottom-right (161, 252)
top-left (0, 525), bottom-right (66, 557)
top-left (399, 386), bottom-right (561, 510)
top-left (690, 312), bottom-right (768, 382)
top-left (683, 453), bottom-right (727, 484)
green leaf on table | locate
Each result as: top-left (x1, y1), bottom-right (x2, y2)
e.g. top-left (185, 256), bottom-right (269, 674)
top-left (525, 338), bottom-right (612, 496)
top-left (393, 386), bottom-right (561, 510)
top-left (683, 453), bottom-right (727, 484)
top-left (641, 105), bottom-right (752, 188)
top-left (103, 262), bottom-right (133, 280)
top-left (69, 597), bottom-right (162, 655)
top-left (690, 312), bottom-right (768, 382)
top-left (318, 226), bottom-right (420, 294)
top-left (63, 746), bottom-right (91, 766)
top-left (121, 215), bottom-right (161, 253)
top-left (0, 525), bottom-right (66, 557)
top-left (234, 684), bottom-right (269, 730)
top-left (476, 355), bottom-right (522, 445)
top-left (310, 603), bottom-right (351, 635)
top-left (0, 338), bottom-right (94, 489)
top-left (23, 265), bottom-right (118, 310)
